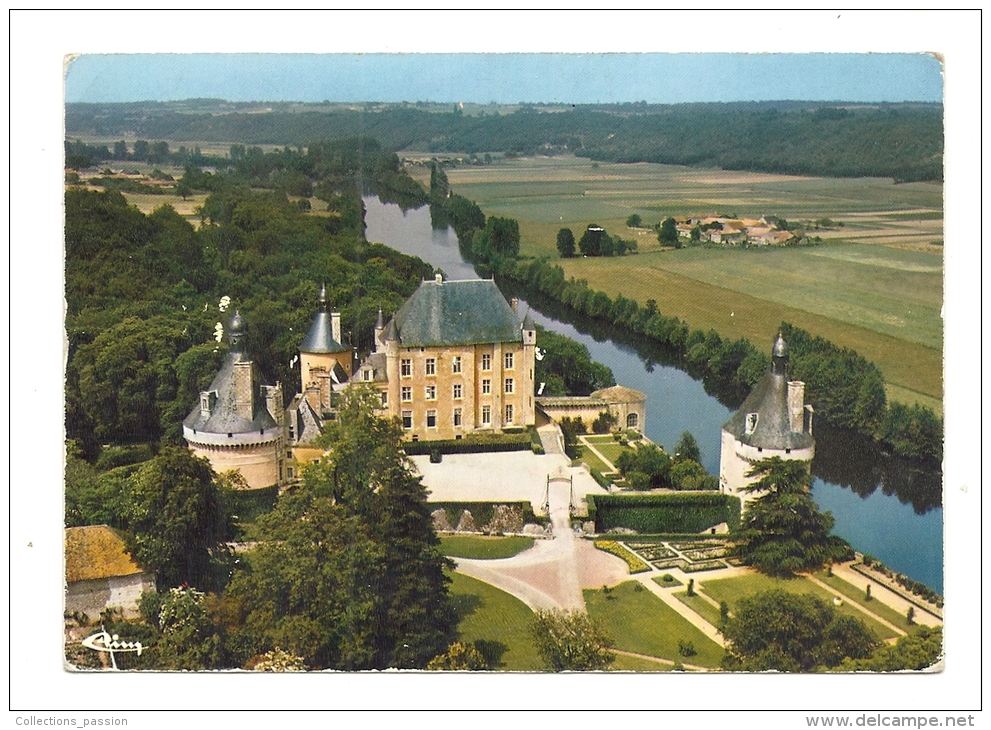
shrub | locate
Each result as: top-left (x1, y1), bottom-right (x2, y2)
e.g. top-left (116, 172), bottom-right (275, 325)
top-left (678, 639), bottom-right (697, 658)
top-left (662, 574), bottom-right (675, 583)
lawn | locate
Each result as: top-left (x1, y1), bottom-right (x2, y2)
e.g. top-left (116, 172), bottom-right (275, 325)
top-left (584, 581), bottom-right (724, 668)
top-left (608, 653), bottom-right (675, 672)
top-left (578, 446), bottom-right (613, 476)
top-left (442, 155), bottom-right (943, 402)
top-left (673, 591), bottom-right (724, 628)
top-left (814, 571), bottom-right (919, 633)
top-left (700, 572), bottom-right (900, 641)
top-left (447, 571), bottom-right (543, 671)
top-left (440, 535), bottom-right (535, 560)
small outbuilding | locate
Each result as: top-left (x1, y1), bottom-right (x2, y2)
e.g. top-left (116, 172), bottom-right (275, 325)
top-left (65, 525), bottom-right (155, 620)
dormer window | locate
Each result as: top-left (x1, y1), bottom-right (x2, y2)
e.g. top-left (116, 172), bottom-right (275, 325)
top-left (745, 412), bottom-right (759, 436)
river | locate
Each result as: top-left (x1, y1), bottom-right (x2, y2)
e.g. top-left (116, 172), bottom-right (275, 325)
top-left (363, 196), bottom-right (944, 594)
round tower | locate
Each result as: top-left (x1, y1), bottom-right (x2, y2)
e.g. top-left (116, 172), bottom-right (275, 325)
top-left (183, 311), bottom-right (285, 489)
top-left (719, 333), bottom-right (815, 505)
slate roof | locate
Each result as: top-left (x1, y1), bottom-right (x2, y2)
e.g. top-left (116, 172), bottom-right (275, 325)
top-left (183, 351), bottom-right (278, 435)
top-left (389, 278), bottom-right (522, 347)
top-left (286, 394), bottom-right (323, 445)
top-left (65, 526), bottom-right (146, 583)
top-left (722, 337), bottom-right (813, 451)
top-left (300, 311), bottom-right (348, 354)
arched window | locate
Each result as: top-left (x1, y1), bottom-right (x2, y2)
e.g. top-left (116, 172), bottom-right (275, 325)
top-left (627, 412), bottom-right (639, 429)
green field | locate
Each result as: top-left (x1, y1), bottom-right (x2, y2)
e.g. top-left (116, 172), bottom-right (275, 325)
top-left (448, 571), bottom-right (543, 670)
top-left (440, 535), bottom-right (535, 560)
top-left (584, 581), bottom-right (724, 668)
top-left (700, 573), bottom-right (900, 641)
top-left (438, 155), bottom-right (943, 404)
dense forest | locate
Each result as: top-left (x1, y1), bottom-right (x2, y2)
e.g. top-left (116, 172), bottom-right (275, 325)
top-left (66, 100), bottom-right (943, 182)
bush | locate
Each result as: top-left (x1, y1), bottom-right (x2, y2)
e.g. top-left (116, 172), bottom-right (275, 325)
top-left (678, 639), bottom-right (697, 658)
top-left (95, 443), bottom-right (156, 471)
top-left (593, 540), bottom-right (650, 573)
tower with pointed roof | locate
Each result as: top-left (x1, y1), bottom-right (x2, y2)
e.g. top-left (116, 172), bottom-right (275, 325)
top-left (719, 333), bottom-right (815, 503)
top-left (298, 284), bottom-right (353, 415)
top-left (183, 311), bottom-right (286, 489)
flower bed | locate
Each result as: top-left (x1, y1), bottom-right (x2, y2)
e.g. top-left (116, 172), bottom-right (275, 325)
top-left (593, 540), bottom-right (651, 574)
top-left (681, 560), bottom-right (727, 573)
top-left (626, 543), bottom-right (678, 561)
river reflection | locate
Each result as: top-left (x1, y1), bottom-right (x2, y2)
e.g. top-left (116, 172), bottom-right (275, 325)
top-left (362, 195), bottom-right (943, 593)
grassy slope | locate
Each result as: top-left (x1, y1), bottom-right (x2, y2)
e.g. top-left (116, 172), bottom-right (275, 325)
top-left (448, 571), bottom-right (543, 671)
top-left (584, 581), bottom-right (724, 668)
top-left (440, 535), bottom-right (535, 560)
top-left (442, 156), bottom-right (943, 405)
top-left (700, 573), bottom-right (900, 641)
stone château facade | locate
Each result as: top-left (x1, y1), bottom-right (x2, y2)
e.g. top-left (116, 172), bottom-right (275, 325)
top-left (354, 275), bottom-right (537, 441)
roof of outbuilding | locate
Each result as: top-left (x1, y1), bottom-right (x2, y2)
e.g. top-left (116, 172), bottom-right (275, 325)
top-left (65, 526), bottom-right (147, 583)
top-left (591, 385), bottom-right (647, 404)
top-left (389, 278), bottom-right (522, 347)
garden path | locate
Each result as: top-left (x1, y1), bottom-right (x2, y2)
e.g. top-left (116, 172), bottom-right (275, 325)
top-left (634, 574), bottom-right (728, 649)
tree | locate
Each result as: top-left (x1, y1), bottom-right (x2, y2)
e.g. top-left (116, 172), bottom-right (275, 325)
top-left (734, 457), bottom-right (853, 576)
top-left (556, 227), bottom-right (576, 258)
top-left (221, 387), bottom-right (457, 670)
top-left (615, 442), bottom-right (672, 488)
top-left (625, 213), bottom-right (642, 228)
top-left (121, 447), bottom-right (234, 590)
top-left (152, 586), bottom-right (224, 670)
top-left (674, 431), bottom-right (702, 464)
top-left (578, 224), bottom-right (603, 256)
top-left (531, 609), bottom-right (614, 671)
top-left (659, 217), bottom-right (679, 246)
top-left (721, 590), bottom-right (879, 672)
top-left (839, 626), bottom-right (942, 672)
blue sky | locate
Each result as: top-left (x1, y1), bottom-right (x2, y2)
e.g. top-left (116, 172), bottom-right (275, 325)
top-left (65, 53), bottom-right (942, 105)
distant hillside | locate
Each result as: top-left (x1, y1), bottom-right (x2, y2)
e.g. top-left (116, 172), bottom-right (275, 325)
top-left (66, 100), bottom-right (943, 182)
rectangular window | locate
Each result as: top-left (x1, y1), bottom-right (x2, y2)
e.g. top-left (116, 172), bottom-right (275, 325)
top-left (426, 385), bottom-right (437, 400)
top-left (482, 405), bottom-right (491, 425)
top-left (401, 386), bottom-right (412, 402)
top-left (452, 356), bottom-right (462, 374)
top-left (381, 391), bottom-right (388, 407)
top-left (401, 359), bottom-right (412, 377)
top-left (482, 379), bottom-right (491, 395)
top-left (504, 351), bottom-right (514, 369)
top-left (504, 378), bottom-right (514, 394)
top-left (505, 404), bottom-right (514, 424)
top-left (426, 410), bottom-right (437, 428)
top-left (453, 408), bottom-right (462, 427)
top-left (402, 411), bottom-right (413, 429)
top-left (425, 358), bottom-right (436, 376)
top-left (362, 369), bottom-right (371, 381)
top-left (453, 383), bottom-right (463, 400)
top-left (286, 449), bottom-right (293, 459)
top-left (481, 353), bottom-right (491, 371)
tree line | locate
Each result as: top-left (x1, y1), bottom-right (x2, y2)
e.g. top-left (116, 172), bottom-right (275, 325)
top-left (67, 100), bottom-right (943, 182)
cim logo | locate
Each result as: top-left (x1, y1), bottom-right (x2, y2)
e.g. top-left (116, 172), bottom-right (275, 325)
top-left (81, 629), bottom-right (144, 670)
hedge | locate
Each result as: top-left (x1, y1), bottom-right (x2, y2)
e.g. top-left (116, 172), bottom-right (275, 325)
top-left (403, 432), bottom-right (531, 456)
top-left (428, 501), bottom-right (542, 530)
top-left (587, 493), bottom-right (741, 535)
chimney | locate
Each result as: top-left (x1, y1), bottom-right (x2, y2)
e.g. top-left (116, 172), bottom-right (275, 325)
top-left (331, 312), bottom-right (342, 345)
top-left (233, 361), bottom-right (254, 421)
top-left (435, 273), bottom-right (443, 285)
top-left (511, 297), bottom-right (519, 314)
top-left (787, 381), bottom-right (806, 433)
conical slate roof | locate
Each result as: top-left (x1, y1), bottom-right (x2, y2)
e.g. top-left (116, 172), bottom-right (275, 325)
top-left (300, 285), bottom-right (348, 354)
top-left (722, 336), bottom-right (813, 451)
